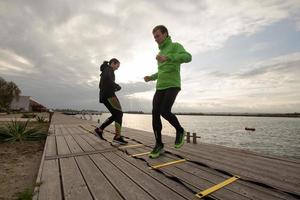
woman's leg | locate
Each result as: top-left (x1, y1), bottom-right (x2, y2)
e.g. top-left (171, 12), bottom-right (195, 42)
top-left (107, 96), bottom-right (123, 137)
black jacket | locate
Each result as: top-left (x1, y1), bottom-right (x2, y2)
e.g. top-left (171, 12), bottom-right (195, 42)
top-left (99, 66), bottom-right (121, 103)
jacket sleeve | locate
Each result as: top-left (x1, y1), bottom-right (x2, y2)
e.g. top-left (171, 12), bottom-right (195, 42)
top-left (167, 43), bottom-right (192, 64)
top-left (150, 73), bottom-right (158, 80)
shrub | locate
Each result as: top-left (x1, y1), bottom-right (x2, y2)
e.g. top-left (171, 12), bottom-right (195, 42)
top-left (36, 116), bottom-right (46, 123)
top-left (0, 120), bottom-right (47, 142)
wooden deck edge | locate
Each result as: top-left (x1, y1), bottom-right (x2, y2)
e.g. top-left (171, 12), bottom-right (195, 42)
top-left (32, 135), bottom-right (48, 200)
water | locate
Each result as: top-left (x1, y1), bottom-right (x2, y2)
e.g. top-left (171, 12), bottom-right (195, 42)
top-left (77, 113), bottom-right (300, 159)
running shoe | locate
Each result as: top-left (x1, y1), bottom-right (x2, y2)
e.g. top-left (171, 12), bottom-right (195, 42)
top-left (94, 128), bottom-right (104, 139)
top-left (149, 143), bottom-right (164, 159)
top-left (113, 136), bottom-right (128, 145)
top-left (175, 130), bottom-right (186, 149)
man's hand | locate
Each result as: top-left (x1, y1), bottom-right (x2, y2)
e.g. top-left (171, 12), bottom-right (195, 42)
top-left (156, 54), bottom-right (168, 63)
top-left (144, 76), bottom-right (152, 82)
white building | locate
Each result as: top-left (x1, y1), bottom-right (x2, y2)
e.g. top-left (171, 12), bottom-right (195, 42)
top-left (10, 96), bottom-right (47, 112)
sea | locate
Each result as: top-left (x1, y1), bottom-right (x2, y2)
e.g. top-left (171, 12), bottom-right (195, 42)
top-left (76, 113), bottom-right (300, 159)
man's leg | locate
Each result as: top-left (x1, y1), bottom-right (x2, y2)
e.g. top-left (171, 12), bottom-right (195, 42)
top-left (160, 88), bottom-right (185, 148)
top-left (149, 90), bottom-right (165, 158)
top-left (152, 90), bottom-right (163, 144)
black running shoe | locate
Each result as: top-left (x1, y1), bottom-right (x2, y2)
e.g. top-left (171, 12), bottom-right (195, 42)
top-left (94, 128), bottom-right (104, 139)
top-left (113, 136), bottom-right (128, 145)
top-left (149, 143), bottom-right (164, 159)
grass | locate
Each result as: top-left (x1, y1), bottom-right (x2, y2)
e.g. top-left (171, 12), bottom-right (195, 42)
top-left (14, 188), bottom-right (33, 200)
top-left (0, 119), bottom-right (47, 142)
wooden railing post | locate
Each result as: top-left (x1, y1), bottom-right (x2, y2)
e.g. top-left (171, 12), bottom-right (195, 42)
top-left (193, 132), bottom-right (197, 144)
top-left (186, 132), bottom-right (190, 143)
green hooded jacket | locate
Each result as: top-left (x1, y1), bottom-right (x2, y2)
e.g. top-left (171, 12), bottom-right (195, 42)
top-left (150, 36), bottom-right (192, 90)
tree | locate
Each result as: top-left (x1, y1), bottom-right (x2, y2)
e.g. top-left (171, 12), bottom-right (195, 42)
top-left (0, 77), bottom-right (21, 112)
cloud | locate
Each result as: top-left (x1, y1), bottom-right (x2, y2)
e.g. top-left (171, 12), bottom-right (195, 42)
top-left (1, 0), bottom-right (299, 112)
top-left (237, 52), bottom-right (300, 78)
top-left (0, 49), bottom-right (35, 74)
top-left (179, 52), bottom-right (300, 112)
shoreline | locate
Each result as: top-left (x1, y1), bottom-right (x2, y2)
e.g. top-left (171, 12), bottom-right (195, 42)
top-left (60, 111), bottom-right (300, 118)
top-left (123, 112), bottom-right (300, 118)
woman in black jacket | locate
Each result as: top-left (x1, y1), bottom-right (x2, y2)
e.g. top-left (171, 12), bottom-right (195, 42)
top-left (94, 58), bottom-right (128, 144)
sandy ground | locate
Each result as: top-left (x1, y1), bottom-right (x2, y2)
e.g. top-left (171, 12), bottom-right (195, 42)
top-left (0, 141), bottom-right (45, 200)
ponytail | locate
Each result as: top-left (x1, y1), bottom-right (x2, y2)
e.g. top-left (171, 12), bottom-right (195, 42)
top-left (100, 61), bottom-right (109, 71)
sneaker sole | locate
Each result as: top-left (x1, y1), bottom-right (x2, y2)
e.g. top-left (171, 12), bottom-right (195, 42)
top-left (175, 140), bottom-right (184, 149)
top-left (149, 149), bottom-right (164, 159)
top-left (113, 140), bottom-right (128, 145)
top-left (94, 133), bottom-right (105, 140)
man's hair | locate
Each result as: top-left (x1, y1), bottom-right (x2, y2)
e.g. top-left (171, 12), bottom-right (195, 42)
top-left (152, 25), bottom-right (169, 36)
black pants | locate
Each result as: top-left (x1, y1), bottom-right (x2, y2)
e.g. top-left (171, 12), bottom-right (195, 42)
top-left (99, 96), bottom-right (123, 135)
top-left (152, 87), bottom-right (184, 144)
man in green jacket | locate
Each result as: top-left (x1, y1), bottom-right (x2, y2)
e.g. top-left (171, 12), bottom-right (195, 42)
top-left (144, 25), bottom-right (192, 158)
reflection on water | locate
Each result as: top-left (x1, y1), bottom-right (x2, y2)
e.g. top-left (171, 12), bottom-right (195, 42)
top-left (77, 113), bottom-right (300, 159)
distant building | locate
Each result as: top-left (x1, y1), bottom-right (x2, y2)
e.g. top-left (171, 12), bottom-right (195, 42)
top-left (10, 96), bottom-right (47, 112)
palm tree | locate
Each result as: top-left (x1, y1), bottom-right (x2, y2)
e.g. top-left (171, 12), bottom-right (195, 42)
top-left (0, 77), bottom-right (21, 111)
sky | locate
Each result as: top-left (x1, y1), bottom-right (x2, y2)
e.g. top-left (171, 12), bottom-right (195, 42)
top-left (1, 0), bottom-right (300, 113)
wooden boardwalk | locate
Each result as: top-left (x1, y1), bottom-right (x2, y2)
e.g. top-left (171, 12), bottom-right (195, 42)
top-left (33, 113), bottom-right (300, 200)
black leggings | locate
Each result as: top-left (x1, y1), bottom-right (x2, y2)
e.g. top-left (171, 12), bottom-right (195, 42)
top-left (99, 96), bottom-right (123, 135)
top-left (152, 87), bottom-right (184, 144)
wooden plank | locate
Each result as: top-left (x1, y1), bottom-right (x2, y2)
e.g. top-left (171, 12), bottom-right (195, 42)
top-left (72, 134), bottom-right (94, 152)
top-left (81, 134), bottom-right (112, 150)
top-left (45, 135), bottom-right (57, 157)
top-left (128, 144), bottom-right (299, 200)
top-left (54, 126), bottom-right (62, 135)
top-left (122, 129), bottom-right (300, 195)
top-left (90, 153), bottom-right (154, 200)
top-left (178, 143), bottom-right (300, 174)
top-left (60, 126), bottom-right (70, 135)
top-left (56, 135), bottom-right (71, 155)
top-left (181, 161), bottom-right (299, 200)
top-left (167, 146), bottom-right (300, 195)
top-left (154, 156), bottom-right (249, 200)
top-left (75, 155), bottom-right (123, 200)
top-left (68, 127), bottom-right (83, 134)
top-left (64, 135), bottom-right (83, 153)
top-left (38, 159), bottom-right (62, 200)
top-left (114, 151), bottom-right (198, 200)
top-left (33, 134), bottom-right (48, 200)
top-left (103, 152), bottom-right (187, 200)
top-left (45, 148), bottom-right (118, 160)
top-left (60, 157), bottom-right (93, 200)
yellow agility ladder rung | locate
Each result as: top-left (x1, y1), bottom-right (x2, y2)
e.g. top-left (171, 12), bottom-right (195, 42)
top-left (131, 152), bottom-right (151, 157)
top-left (149, 159), bottom-right (187, 169)
top-left (195, 175), bottom-right (240, 199)
top-left (79, 125), bottom-right (94, 134)
top-left (118, 144), bottom-right (144, 149)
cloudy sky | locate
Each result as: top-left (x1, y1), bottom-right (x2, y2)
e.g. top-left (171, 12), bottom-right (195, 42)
top-left (1, 0), bottom-right (300, 113)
